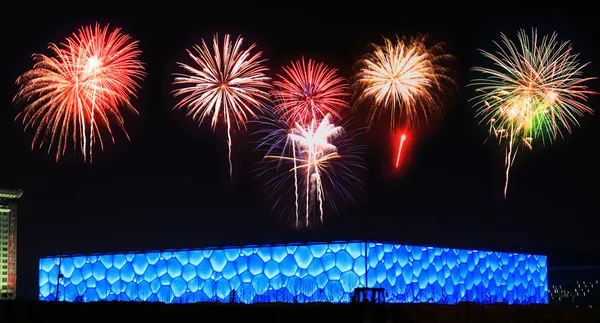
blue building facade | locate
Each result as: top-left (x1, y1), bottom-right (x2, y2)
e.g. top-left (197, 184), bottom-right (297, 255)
top-left (38, 241), bottom-right (548, 304)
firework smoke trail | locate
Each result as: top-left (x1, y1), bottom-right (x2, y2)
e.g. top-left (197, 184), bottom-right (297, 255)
top-left (352, 34), bottom-right (456, 168)
top-left (469, 29), bottom-right (596, 198)
top-left (271, 57), bottom-right (350, 125)
top-left (253, 110), bottom-right (366, 229)
top-left (13, 23), bottom-right (146, 162)
top-left (292, 139), bottom-right (299, 227)
top-left (172, 33), bottom-right (272, 180)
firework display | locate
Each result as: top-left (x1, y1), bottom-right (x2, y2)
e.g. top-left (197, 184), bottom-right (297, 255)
top-left (172, 33), bottom-right (272, 180)
top-left (254, 109), bottom-right (365, 229)
top-left (271, 57), bottom-right (350, 125)
top-left (11, 21), bottom-right (597, 226)
top-left (352, 34), bottom-right (457, 169)
top-left (469, 29), bottom-right (596, 198)
top-left (254, 58), bottom-right (362, 228)
top-left (13, 23), bottom-right (146, 162)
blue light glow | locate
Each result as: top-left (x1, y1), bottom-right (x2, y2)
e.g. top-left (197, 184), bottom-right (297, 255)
top-left (38, 241), bottom-right (548, 304)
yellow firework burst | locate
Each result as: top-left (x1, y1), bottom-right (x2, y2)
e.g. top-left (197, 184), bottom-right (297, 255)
top-left (352, 34), bottom-right (456, 130)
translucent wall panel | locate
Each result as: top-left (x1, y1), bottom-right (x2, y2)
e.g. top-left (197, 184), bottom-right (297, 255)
top-left (38, 241), bottom-right (548, 304)
top-left (366, 243), bottom-right (548, 304)
top-left (39, 242), bottom-right (366, 303)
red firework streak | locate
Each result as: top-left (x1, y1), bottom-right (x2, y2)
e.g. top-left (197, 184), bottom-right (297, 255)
top-left (395, 132), bottom-right (407, 168)
top-left (392, 129), bottom-right (410, 171)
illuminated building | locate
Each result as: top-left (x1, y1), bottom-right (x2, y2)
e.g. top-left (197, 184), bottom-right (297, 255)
top-left (0, 188), bottom-right (22, 300)
top-left (39, 241), bottom-right (548, 304)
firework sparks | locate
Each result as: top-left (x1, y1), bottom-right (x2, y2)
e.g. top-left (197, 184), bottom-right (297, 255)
top-left (353, 34), bottom-right (456, 168)
top-left (173, 33), bottom-right (272, 180)
top-left (353, 34), bottom-right (456, 129)
top-left (271, 57), bottom-right (349, 125)
top-left (254, 111), bottom-right (365, 229)
top-left (469, 29), bottom-right (596, 198)
top-left (13, 23), bottom-right (146, 162)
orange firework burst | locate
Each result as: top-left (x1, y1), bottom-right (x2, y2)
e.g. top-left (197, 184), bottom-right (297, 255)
top-left (352, 34), bottom-right (456, 170)
top-left (172, 33), bottom-right (272, 180)
top-left (271, 57), bottom-right (349, 125)
top-left (353, 34), bottom-right (456, 130)
top-left (13, 23), bottom-right (146, 162)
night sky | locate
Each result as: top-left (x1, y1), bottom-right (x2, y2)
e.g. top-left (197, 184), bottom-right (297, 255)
top-left (2, 4), bottom-right (599, 300)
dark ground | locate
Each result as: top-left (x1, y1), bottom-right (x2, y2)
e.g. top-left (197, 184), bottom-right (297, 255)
top-left (2, 301), bottom-right (600, 323)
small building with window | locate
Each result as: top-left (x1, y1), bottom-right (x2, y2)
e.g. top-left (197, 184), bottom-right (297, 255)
top-left (0, 188), bottom-right (22, 300)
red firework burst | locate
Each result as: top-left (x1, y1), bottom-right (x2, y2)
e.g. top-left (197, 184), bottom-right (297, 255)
top-left (270, 57), bottom-right (350, 125)
top-left (13, 23), bottom-right (146, 162)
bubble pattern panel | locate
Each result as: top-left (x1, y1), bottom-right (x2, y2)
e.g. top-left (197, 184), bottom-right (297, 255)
top-left (38, 242), bottom-right (548, 304)
top-left (366, 243), bottom-right (548, 304)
